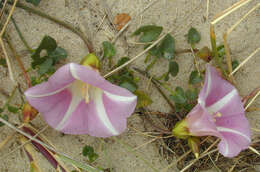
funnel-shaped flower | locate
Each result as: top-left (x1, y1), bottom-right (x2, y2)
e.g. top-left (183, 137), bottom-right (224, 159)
top-left (186, 65), bottom-right (251, 157)
top-left (25, 63), bottom-right (137, 137)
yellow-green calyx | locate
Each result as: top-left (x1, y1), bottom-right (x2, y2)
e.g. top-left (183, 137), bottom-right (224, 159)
top-left (80, 53), bottom-right (100, 69)
top-left (188, 137), bottom-right (200, 159)
top-left (172, 119), bottom-right (190, 139)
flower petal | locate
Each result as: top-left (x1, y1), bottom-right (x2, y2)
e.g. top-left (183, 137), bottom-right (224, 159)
top-left (69, 63), bottom-right (135, 97)
top-left (61, 88), bottom-right (137, 137)
top-left (198, 64), bottom-right (235, 108)
top-left (25, 63), bottom-right (137, 137)
top-left (25, 64), bottom-right (74, 98)
top-left (216, 115), bottom-right (251, 157)
top-left (26, 89), bottom-right (72, 129)
top-left (186, 104), bottom-right (220, 137)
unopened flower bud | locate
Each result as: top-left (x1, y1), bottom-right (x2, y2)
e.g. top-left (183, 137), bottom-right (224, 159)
top-left (196, 46), bottom-right (212, 62)
top-left (188, 137), bottom-right (200, 158)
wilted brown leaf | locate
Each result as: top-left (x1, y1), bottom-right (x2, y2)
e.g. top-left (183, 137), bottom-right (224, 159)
top-left (114, 13), bottom-right (131, 31)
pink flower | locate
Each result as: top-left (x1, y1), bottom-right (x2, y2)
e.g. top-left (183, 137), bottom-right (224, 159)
top-left (25, 63), bottom-right (137, 137)
top-left (186, 65), bottom-right (251, 157)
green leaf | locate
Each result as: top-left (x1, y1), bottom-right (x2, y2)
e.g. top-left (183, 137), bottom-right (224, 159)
top-left (26, 0), bottom-right (41, 6)
top-left (38, 58), bottom-right (53, 75)
top-left (31, 36), bottom-right (57, 68)
top-left (49, 47), bottom-right (67, 63)
top-left (0, 115), bottom-right (8, 127)
top-left (144, 44), bottom-right (161, 57)
top-left (185, 88), bottom-right (198, 101)
top-left (168, 61), bottom-right (179, 77)
top-left (102, 41), bottom-right (116, 59)
top-left (187, 27), bottom-right (201, 45)
top-left (117, 57), bottom-right (130, 67)
top-left (158, 34), bottom-right (175, 59)
top-left (7, 105), bottom-right (19, 113)
top-left (132, 25), bottom-right (163, 43)
top-left (0, 58), bottom-right (6, 67)
top-left (164, 73), bottom-right (170, 81)
top-left (82, 145), bottom-right (94, 157)
top-left (170, 87), bottom-right (186, 104)
top-left (59, 154), bottom-right (102, 172)
top-left (232, 60), bottom-right (239, 70)
top-left (0, 108), bottom-right (3, 113)
top-left (175, 103), bottom-right (183, 112)
top-left (82, 145), bottom-right (99, 163)
top-left (184, 103), bottom-right (195, 111)
top-left (119, 81), bottom-right (137, 92)
top-left (217, 45), bottom-right (225, 58)
top-left (32, 36), bottom-right (57, 59)
top-left (134, 90), bottom-right (153, 108)
top-left (189, 71), bottom-right (202, 85)
top-left (89, 153), bottom-right (99, 163)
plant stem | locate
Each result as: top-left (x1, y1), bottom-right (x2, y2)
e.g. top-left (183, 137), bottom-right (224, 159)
top-left (133, 68), bottom-right (181, 120)
top-left (11, 16), bottom-right (33, 53)
top-left (8, 1), bottom-right (94, 53)
top-left (210, 25), bottom-right (227, 77)
top-left (145, 57), bottom-right (157, 71)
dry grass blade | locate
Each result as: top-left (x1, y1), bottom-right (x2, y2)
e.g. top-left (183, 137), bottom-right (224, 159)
top-left (230, 47), bottom-right (260, 76)
top-left (211, 0), bottom-right (252, 25)
top-left (245, 89), bottom-right (260, 110)
top-left (224, 3), bottom-right (260, 80)
top-left (0, 118), bottom-right (72, 161)
top-left (105, 0), bottom-right (203, 78)
top-left (0, 125), bottom-right (48, 159)
top-left (133, 137), bottom-right (158, 151)
top-left (0, 0), bottom-right (18, 36)
top-left (19, 136), bottom-right (42, 172)
top-left (0, 133), bottom-right (15, 150)
top-left (179, 149), bottom-right (218, 172)
top-left (0, 0), bottom-right (18, 84)
top-left (0, 38), bottom-right (16, 84)
top-left (248, 146), bottom-right (260, 156)
top-left (0, 0), bottom-right (8, 21)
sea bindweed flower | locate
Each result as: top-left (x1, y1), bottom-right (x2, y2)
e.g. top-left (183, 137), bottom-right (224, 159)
top-left (173, 65), bottom-right (251, 157)
top-left (25, 55), bottom-right (137, 137)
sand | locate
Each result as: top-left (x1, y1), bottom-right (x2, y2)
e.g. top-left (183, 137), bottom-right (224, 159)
top-left (0, 0), bottom-right (259, 171)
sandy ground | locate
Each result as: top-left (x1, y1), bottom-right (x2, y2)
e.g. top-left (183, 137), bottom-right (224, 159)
top-left (0, 0), bottom-right (259, 171)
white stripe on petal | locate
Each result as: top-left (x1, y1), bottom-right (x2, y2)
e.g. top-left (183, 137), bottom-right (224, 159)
top-left (70, 63), bottom-right (80, 80)
top-left (56, 80), bottom-right (84, 130)
top-left (207, 89), bottom-right (237, 114)
top-left (217, 127), bottom-right (251, 142)
top-left (104, 91), bottom-right (136, 102)
top-left (223, 139), bottom-right (229, 156)
top-left (205, 67), bottom-right (212, 98)
top-left (25, 85), bottom-right (70, 98)
top-left (94, 89), bottom-right (119, 135)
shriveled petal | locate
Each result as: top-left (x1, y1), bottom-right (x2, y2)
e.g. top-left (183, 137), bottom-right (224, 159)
top-left (186, 104), bottom-right (220, 138)
top-left (60, 88), bottom-right (137, 137)
top-left (198, 64), bottom-right (235, 108)
top-left (216, 115), bottom-right (251, 157)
